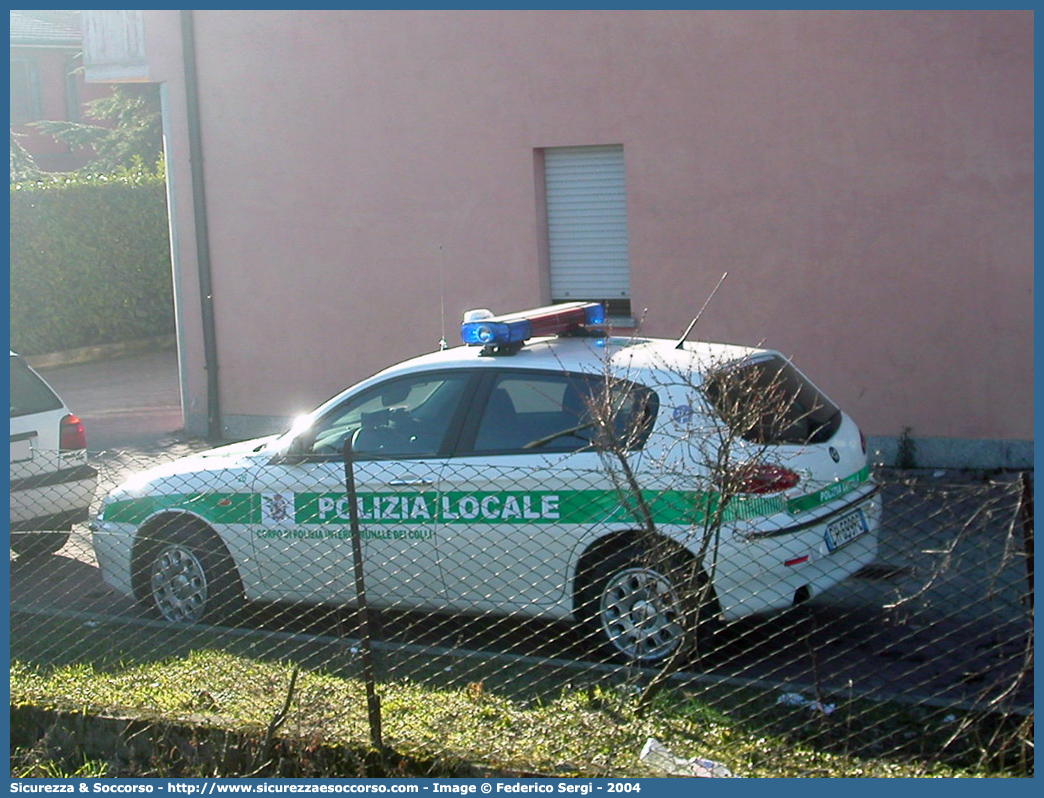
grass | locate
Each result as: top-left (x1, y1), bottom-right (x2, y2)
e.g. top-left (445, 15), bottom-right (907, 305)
top-left (13, 751), bottom-right (111, 779)
top-left (10, 613), bottom-right (1029, 778)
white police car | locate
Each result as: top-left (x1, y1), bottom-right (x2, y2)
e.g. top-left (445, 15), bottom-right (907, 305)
top-left (91, 303), bottom-right (880, 664)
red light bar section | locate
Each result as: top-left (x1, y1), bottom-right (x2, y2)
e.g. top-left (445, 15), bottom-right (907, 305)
top-left (495, 302), bottom-right (603, 337)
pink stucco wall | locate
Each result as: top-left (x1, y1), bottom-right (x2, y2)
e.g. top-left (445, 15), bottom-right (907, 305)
top-left (140, 10), bottom-right (1033, 462)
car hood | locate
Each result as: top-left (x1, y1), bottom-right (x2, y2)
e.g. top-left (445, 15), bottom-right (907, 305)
top-left (107, 435), bottom-right (281, 498)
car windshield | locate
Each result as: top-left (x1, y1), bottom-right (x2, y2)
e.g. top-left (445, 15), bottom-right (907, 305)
top-left (702, 353), bottom-right (841, 445)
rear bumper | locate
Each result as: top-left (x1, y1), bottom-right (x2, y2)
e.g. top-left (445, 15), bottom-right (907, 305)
top-left (710, 489), bottom-right (883, 621)
top-left (10, 463), bottom-right (98, 493)
top-left (10, 507), bottom-right (91, 532)
top-left (9, 463), bottom-right (98, 530)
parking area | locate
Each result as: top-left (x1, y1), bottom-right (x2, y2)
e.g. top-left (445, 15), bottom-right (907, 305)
top-left (35, 347), bottom-right (185, 454)
top-left (10, 350), bottom-right (1034, 714)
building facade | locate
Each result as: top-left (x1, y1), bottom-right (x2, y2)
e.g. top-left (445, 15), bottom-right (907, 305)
top-left (84, 10), bottom-right (1033, 468)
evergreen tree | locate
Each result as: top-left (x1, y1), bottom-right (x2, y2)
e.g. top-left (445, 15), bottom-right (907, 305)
top-left (23, 84), bottom-right (163, 176)
top-left (9, 129), bottom-right (40, 182)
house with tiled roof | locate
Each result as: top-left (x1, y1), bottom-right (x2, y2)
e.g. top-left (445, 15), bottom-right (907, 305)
top-left (10, 9), bottom-right (112, 172)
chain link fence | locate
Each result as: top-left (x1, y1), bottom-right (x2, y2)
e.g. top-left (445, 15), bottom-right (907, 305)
top-left (10, 443), bottom-right (1034, 777)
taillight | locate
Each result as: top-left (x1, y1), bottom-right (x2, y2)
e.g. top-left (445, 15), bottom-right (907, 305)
top-left (732, 463), bottom-right (800, 494)
top-left (60, 414), bottom-right (87, 451)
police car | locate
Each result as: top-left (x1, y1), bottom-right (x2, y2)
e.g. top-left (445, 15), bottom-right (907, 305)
top-left (91, 303), bottom-right (880, 664)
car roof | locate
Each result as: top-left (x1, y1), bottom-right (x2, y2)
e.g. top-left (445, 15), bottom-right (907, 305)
top-left (369, 335), bottom-right (766, 384)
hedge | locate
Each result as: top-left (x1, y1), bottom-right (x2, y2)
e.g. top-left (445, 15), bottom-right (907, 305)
top-left (10, 173), bottom-right (175, 356)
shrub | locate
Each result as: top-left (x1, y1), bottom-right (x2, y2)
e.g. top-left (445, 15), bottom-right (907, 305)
top-left (10, 170), bottom-right (174, 356)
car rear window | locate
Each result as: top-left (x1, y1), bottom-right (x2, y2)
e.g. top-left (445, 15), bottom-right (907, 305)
top-left (10, 357), bottom-right (63, 418)
top-left (702, 354), bottom-right (841, 445)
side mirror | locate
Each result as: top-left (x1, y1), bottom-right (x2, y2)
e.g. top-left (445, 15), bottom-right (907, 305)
top-left (270, 431), bottom-right (311, 465)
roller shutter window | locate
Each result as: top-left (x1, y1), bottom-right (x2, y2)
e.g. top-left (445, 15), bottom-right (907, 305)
top-left (545, 145), bottom-right (631, 320)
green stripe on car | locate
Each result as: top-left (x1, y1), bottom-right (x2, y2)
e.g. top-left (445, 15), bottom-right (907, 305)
top-left (102, 468), bottom-right (868, 529)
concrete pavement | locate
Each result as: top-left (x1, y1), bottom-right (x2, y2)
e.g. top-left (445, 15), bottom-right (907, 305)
top-left (36, 347), bottom-right (185, 453)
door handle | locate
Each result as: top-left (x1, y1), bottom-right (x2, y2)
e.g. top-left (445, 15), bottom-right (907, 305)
top-left (387, 478), bottom-right (434, 487)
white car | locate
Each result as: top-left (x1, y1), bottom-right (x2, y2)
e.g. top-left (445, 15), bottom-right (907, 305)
top-left (91, 304), bottom-right (880, 663)
top-left (10, 351), bottom-right (98, 559)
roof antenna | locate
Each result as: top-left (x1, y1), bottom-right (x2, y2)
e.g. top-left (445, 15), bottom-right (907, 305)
top-left (437, 244), bottom-right (448, 350)
top-left (676, 271), bottom-right (728, 349)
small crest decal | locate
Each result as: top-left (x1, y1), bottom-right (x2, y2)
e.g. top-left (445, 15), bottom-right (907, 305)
top-left (262, 492), bottom-right (294, 524)
top-left (672, 405), bottom-right (694, 426)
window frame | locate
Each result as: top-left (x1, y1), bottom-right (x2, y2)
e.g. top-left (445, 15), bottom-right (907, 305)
top-left (455, 368), bottom-right (660, 457)
top-left (284, 369), bottom-right (483, 463)
top-left (10, 58), bottom-right (42, 125)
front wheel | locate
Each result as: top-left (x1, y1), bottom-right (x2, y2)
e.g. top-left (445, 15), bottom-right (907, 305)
top-left (582, 548), bottom-right (717, 666)
top-left (142, 524), bottom-right (243, 624)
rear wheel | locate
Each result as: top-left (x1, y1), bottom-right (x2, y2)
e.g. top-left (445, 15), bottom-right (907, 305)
top-left (142, 524), bottom-right (243, 624)
top-left (10, 531), bottom-right (70, 559)
top-left (581, 547), bottom-right (717, 665)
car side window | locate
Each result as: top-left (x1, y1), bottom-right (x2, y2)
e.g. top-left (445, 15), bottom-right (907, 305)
top-left (472, 372), bottom-right (658, 454)
top-left (307, 372), bottom-right (470, 459)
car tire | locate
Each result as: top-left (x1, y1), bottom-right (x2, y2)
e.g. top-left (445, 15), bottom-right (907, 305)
top-left (143, 523), bottom-right (243, 624)
top-left (9, 531), bottom-right (70, 559)
top-left (581, 545), bottom-right (718, 666)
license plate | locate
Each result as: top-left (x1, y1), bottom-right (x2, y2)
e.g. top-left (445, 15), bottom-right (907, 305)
top-left (825, 508), bottom-right (869, 552)
top-left (10, 438), bottom-right (32, 463)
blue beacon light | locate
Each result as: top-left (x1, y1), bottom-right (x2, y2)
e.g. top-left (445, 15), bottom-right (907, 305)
top-left (461, 303), bottom-right (605, 348)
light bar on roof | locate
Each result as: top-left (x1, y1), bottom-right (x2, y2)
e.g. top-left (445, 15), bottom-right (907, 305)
top-left (461, 302), bottom-right (606, 347)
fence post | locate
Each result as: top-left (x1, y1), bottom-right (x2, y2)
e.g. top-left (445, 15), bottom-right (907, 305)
top-left (1019, 471), bottom-right (1034, 613)
top-left (343, 437), bottom-right (383, 749)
